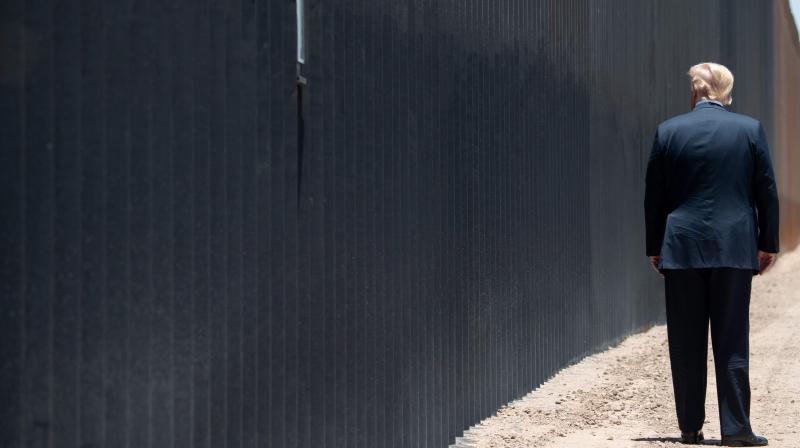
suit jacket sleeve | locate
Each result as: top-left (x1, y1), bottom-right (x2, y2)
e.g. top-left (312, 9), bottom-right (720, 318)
top-left (752, 122), bottom-right (780, 253)
top-left (644, 129), bottom-right (667, 256)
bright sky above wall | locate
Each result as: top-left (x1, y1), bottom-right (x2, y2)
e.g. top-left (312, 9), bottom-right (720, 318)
top-left (790, 0), bottom-right (800, 36)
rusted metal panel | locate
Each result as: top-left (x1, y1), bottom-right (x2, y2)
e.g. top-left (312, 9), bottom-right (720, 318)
top-left (773, 0), bottom-right (800, 250)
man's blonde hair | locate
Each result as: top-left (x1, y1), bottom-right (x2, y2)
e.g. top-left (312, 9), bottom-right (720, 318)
top-left (687, 62), bottom-right (734, 106)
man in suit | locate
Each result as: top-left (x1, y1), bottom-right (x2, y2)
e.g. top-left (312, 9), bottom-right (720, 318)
top-left (644, 62), bottom-right (779, 446)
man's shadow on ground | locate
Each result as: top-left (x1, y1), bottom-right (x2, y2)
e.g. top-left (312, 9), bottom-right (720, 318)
top-left (633, 436), bottom-right (721, 445)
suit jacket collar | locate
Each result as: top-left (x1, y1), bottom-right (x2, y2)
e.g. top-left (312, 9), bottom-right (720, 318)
top-left (693, 100), bottom-right (727, 111)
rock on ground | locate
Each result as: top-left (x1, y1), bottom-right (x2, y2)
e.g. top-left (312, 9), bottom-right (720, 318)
top-left (452, 248), bottom-right (800, 447)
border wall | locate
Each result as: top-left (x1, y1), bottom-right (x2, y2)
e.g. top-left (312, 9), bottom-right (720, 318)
top-left (774, 0), bottom-right (800, 249)
top-left (1, 1), bottom-right (797, 447)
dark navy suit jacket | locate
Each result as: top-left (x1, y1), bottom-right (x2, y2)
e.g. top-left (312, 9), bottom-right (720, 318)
top-left (644, 101), bottom-right (780, 271)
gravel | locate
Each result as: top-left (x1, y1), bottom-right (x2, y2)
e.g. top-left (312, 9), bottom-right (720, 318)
top-left (451, 248), bottom-right (800, 447)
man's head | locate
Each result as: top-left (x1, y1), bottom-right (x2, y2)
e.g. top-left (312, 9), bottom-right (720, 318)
top-left (687, 62), bottom-right (734, 107)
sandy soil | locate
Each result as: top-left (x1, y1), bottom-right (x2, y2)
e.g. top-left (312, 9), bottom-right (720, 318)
top-left (452, 248), bottom-right (800, 447)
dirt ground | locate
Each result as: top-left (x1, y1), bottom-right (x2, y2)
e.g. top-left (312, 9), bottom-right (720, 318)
top-left (452, 248), bottom-right (800, 448)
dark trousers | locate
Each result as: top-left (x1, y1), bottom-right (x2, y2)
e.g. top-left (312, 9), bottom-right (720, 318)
top-left (663, 268), bottom-right (753, 437)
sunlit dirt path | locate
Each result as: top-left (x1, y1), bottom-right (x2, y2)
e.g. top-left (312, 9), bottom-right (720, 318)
top-left (452, 249), bottom-right (800, 448)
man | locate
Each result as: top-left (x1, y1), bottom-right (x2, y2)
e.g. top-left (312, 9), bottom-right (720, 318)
top-left (644, 62), bottom-right (779, 446)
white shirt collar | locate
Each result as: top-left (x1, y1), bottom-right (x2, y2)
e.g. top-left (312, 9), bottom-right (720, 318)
top-left (695, 98), bottom-right (725, 107)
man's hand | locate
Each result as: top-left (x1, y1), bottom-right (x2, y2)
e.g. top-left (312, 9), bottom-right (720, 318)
top-left (758, 250), bottom-right (777, 275)
top-left (649, 256), bottom-right (664, 278)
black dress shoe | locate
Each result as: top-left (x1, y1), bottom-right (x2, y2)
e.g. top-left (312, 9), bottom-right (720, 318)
top-left (681, 430), bottom-right (704, 444)
top-left (721, 433), bottom-right (768, 446)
